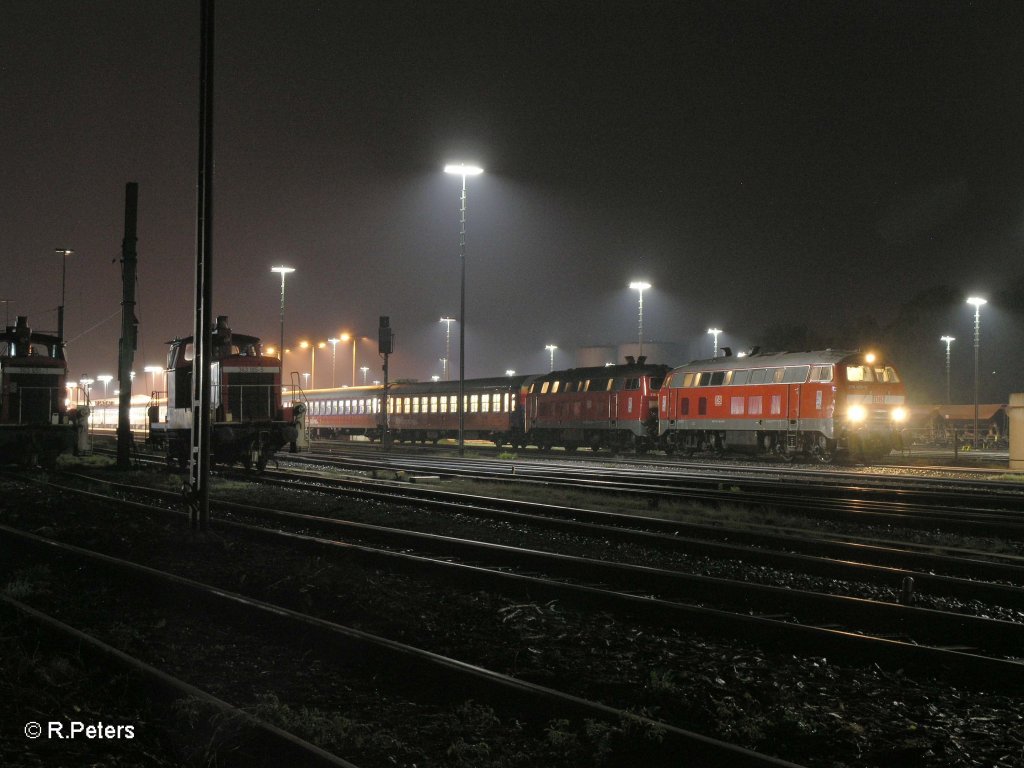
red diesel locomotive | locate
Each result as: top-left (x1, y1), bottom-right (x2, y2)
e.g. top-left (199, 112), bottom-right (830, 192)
top-left (658, 349), bottom-right (906, 461)
top-left (524, 358), bottom-right (669, 452)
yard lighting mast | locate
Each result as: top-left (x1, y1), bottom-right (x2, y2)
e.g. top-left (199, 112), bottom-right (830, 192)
top-left (444, 162), bottom-right (483, 456)
top-left (708, 328), bottom-right (723, 358)
top-left (628, 281), bottom-right (651, 356)
top-left (940, 335), bottom-right (955, 405)
top-left (966, 297), bottom-right (987, 449)
top-left (271, 266), bottom-right (295, 370)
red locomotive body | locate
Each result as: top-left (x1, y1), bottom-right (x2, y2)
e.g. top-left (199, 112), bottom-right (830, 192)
top-left (658, 350), bottom-right (906, 461)
top-left (150, 316), bottom-right (299, 470)
top-left (523, 359), bottom-right (669, 452)
top-left (0, 316), bottom-right (76, 468)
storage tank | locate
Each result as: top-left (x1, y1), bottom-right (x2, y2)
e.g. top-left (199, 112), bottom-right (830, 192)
top-left (575, 346), bottom-right (619, 368)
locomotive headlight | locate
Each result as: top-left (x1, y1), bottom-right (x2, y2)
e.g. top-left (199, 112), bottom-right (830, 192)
top-left (847, 404), bottom-right (867, 423)
top-left (891, 406), bottom-right (907, 423)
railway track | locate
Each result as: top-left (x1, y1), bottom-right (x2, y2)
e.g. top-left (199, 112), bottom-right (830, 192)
top-left (7, 468), bottom-right (1024, 766)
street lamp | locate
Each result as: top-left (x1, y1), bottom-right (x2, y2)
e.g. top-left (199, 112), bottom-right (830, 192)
top-left (299, 340), bottom-right (324, 389)
top-left (270, 266), bottom-right (295, 366)
top-left (339, 332), bottom-right (357, 387)
top-left (940, 335), bottom-right (955, 405)
top-left (328, 337), bottom-right (340, 387)
top-left (966, 297), bottom-right (987, 449)
top-left (545, 344), bottom-right (558, 372)
top-left (444, 162), bottom-right (484, 456)
top-left (708, 328), bottom-right (723, 358)
top-left (79, 376), bottom-right (94, 405)
top-left (628, 281), bottom-right (651, 356)
top-left (53, 248), bottom-right (74, 345)
top-left (506, 369), bottom-right (516, 377)
top-left (144, 365), bottom-right (163, 394)
top-left (97, 374), bottom-right (113, 398)
top-left (360, 366), bottom-right (369, 385)
top-left (439, 317), bottom-right (456, 381)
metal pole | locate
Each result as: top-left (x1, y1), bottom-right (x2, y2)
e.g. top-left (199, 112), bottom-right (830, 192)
top-left (637, 287), bottom-right (644, 356)
top-left (973, 304), bottom-right (981, 449)
top-left (278, 272), bottom-right (286, 366)
top-left (458, 174), bottom-right (467, 457)
top-left (189, 0), bottom-right (215, 532)
top-left (351, 337), bottom-right (357, 387)
top-left (117, 185), bottom-right (138, 470)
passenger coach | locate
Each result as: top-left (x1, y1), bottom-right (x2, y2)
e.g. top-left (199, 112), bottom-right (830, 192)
top-left (658, 350), bottom-right (906, 461)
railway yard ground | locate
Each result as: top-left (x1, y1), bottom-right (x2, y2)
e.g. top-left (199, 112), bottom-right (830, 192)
top-left (2, 438), bottom-right (1024, 767)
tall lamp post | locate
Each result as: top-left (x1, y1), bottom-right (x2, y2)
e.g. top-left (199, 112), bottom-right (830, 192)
top-left (439, 317), bottom-right (455, 380)
top-left (940, 335), bottom-right (955, 405)
top-left (444, 162), bottom-right (484, 456)
top-left (708, 328), bottom-right (723, 358)
top-left (360, 366), bottom-right (369, 385)
top-left (271, 266), bottom-right (295, 367)
top-left (144, 365), bottom-right (163, 395)
top-left (97, 374), bottom-right (113, 399)
top-left (339, 332), bottom-right (357, 387)
top-left (53, 248), bottom-right (74, 346)
top-left (966, 297), bottom-right (987, 448)
top-left (545, 344), bottom-right (558, 372)
top-left (328, 337), bottom-right (340, 387)
top-left (628, 281), bottom-right (651, 357)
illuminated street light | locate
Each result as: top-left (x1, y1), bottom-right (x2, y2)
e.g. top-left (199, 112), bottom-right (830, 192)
top-left (940, 335), bottom-right (955, 405)
top-left (628, 281), bottom-right (651, 356)
top-left (545, 344), bottom-right (558, 372)
top-left (444, 162), bottom-right (484, 456)
top-left (96, 374), bottom-right (113, 398)
top-left (144, 365), bottom-right (163, 394)
top-left (506, 369), bottom-right (515, 377)
top-left (302, 372), bottom-right (310, 388)
top-left (360, 366), bottom-right (369, 385)
top-left (53, 248), bottom-right (74, 345)
top-left (339, 332), bottom-right (357, 387)
top-left (439, 317), bottom-right (456, 381)
top-left (328, 337), bottom-right (340, 387)
top-left (431, 375), bottom-right (440, 382)
top-left (966, 297), bottom-right (987, 448)
top-left (270, 266), bottom-right (295, 367)
top-left (708, 328), bottom-right (723, 358)
top-left (79, 376), bottom-right (94, 405)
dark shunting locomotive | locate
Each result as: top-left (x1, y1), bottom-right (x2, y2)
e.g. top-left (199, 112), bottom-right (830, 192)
top-left (0, 316), bottom-right (77, 468)
top-left (149, 316), bottom-right (299, 471)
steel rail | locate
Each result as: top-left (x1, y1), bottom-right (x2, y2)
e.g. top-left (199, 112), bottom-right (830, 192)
top-left (0, 524), bottom-right (805, 768)
top-left (21, 479), bottom-right (1024, 676)
top-left (0, 595), bottom-right (359, 768)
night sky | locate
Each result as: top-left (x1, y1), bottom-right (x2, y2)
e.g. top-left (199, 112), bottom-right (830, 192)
top-left (3, 1), bottom-right (1023, 401)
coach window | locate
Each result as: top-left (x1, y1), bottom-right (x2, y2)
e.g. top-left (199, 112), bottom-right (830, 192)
top-left (540, 381), bottom-right (550, 394)
top-left (481, 395), bottom-right (490, 413)
top-left (698, 396), bottom-right (707, 415)
top-left (810, 365), bottom-right (832, 382)
top-left (469, 394), bottom-right (478, 413)
top-left (782, 366), bottom-right (809, 383)
top-left (604, 378), bottom-right (614, 391)
top-left (769, 368), bottom-right (785, 383)
top-left (428, 396), bottom-right (436, 413)
top-left (552, 381), bottom-right (561, 393)
top-left (440, 396), bottom-right (448, 413)
top-left (451, 395), bottom-right (458, 412)
top-left (404, 397), bottom-right (412, 413)
top-left (748, 396), bottom-right (763, 415)
top-left (493, 394), bottom-right (502, 411)
top-left (771, 394), bottom-right (782, 415)
top-left (412, 398), bottom-right (420, 414)
top-left (356, 399), bottom-right (363, 414)
top-left (730, 396), bottom-right (744, 415)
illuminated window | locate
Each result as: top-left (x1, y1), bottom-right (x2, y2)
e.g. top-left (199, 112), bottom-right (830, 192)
top-left (541, 382), bottom-right (550, 394)
top-left (730, 396), bottom-right (744, 414)
top-left (481, 395), bottom-right (490, 413)
top-left (430, 396), bottom-right (438, 413)
top-left (451, 396), bottom-right (457, 412)
top-left (606, 379), bottom-right (616, 391)
top-left (581, 380), bottom-right (591, 392)
top-left (846, 365), bottom-right (874, 383)
top-left (493, 394), bottom-right (501, 411)
top-left (810, 365), bottom-right (833, 382)
top-left (681, 372), bottom-right (695, 388)
top-left (470, 394), bottom-right (479, 413)
top-left (748, 396), bottom-right (763, 415)
top-left (551, 381), bottom-right (560, 393)
top-left (412, 398), bottom-right (420, 414)
top-left (440, 396), bottom-right (448, 413)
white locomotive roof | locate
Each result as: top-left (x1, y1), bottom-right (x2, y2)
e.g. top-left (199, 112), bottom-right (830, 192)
top-left (670, 349), bottom-right (870, 374)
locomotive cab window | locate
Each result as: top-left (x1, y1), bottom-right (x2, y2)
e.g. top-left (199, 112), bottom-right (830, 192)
top-left (748, 369), bottom-right (767, 385)
top-left (551, 382), bottom-right (561, 393)
top-left (810, 365), bottom-right (833, 382)
top-left (709, 371), bottom-right (726, 386)
top-left (875, 366), bottom-right (900, 383)
top-left (697, 372), bottom-right (712, 386)
top-left (649, 377), bottom-right (664, 390)
top-left (625, 377), bottom-right (640, 390)
top-left (732, 369), bottom-right (750, 386)
top-left (605, 378), bottom-right (615, 391)
top-left (846, 365), bottom-right (875, 383)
